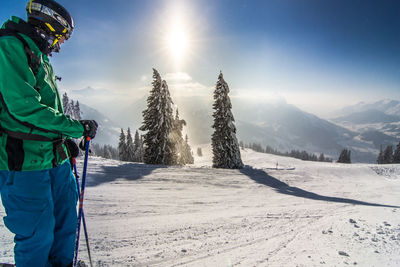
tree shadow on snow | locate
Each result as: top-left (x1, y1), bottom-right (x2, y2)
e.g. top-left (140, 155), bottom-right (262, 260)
top-left (240, 166), bottom-right (400, 208)
top-left (86, 163), bottom-right (167, 187)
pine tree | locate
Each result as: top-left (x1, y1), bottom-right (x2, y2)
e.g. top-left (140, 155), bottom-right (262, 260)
top-left (135, 134), bottom-right (144, 162)
top-left (140, 69), bottom-right (177, 165)
top-left (103, 146), bottom-right (112, 159)
top-left (393, 142), bottom-right (400, 164)
top-left (383, 145), bottom-right (393, 164)
top-left (74, 101), bottom-right (82, 120)
top-left (182, 134), bottom-right (194, 164)
top-left (171, 109), bottom-right (187, 165)
top-left (133, 130), bottom-right (140, 153)
top-left (159, 80), bottom-right (177, 165)
top-left (132, 130), bottom-right (141, 162)
top-left (69, 100), bottom-right (75, 119)
top-left (347, 150), bottom-right (352, 163)
top-left (377, 145), bottom-right (384, 164)
top-left (211, 72), bottom-right (244, 169)
top-left (140, 69), bottom-right (163, 164)
top-left (338, 148), bottom-right (351, 163)
top-left (318, 153), bottom-right (325, 162)
top-left (126, 128), bottom-right (135, 162)
top-left (118, 128), bottom-right (127, 161)
top-left (62, 92), bottom-right (73, 117)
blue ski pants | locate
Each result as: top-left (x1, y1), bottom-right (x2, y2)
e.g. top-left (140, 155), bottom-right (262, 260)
top-left (0, 161), bottom-right (78, 267)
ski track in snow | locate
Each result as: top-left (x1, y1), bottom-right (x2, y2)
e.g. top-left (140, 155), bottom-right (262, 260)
top-left (1, 147), bottom-right (400, 266)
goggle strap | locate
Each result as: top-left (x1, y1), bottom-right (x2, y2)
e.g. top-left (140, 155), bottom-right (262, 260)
top-left (29, 0), bottom-right (33, 13)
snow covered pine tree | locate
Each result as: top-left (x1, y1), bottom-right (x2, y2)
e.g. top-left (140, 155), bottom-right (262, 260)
top-left (62, 92), bottom-right (73, 117)
top-left (133, 130), bottom-right (144, 162)
top-left (171, 109), bottom-right (193, 165)
top-left (211, 72), bottom-right (244, 169)
top-left (140, 69), bottom-right (177, 165)
top-left (74, 101), bottom-right (82, 120)
top-left (182, 134), bottom-right (194, 164)
top-left (383, 145), bottom-right (394, 164)
top-left (126, 127), bottom-right (135, 162)
top-left (393, 142), bottom-right (400, 163)
top-left (338, 148), bottom-right (351, 163)
top-left (118, 128), bottom-right (128, 161)
top-left (377, 145), bottom-right (385, 164)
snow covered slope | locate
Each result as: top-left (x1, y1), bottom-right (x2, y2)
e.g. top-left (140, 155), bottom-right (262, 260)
top-left (1, 147), bottom-right (399, 266)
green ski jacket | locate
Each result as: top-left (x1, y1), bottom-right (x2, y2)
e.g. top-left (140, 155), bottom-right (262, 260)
top-left (0, 16), bottom-right (84, 171)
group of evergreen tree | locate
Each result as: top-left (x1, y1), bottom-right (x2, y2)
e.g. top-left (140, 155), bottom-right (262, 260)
top-left (171, 110), bottom-right (194, 165)
top-left (377, 142), bottom-right (400, 164)
top-left (118, 128), bottom-right (144, 162)
top-left (337, 148), bottom-right (351, 163)
top-left (62, 92), bottom-right (82, 120)
top-left (239, 142), bottom-right (333, 162)
top-left (288, 150), bottom-right (332, 162)
top-left (91, 143), bottom-right (119, 159)
top-left (140, 69), bottom-right (193, 165)
top-left (140, 69), bottom-right (243, 169)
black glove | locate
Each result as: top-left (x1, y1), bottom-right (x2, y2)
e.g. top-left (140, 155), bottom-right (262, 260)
top-left (65, 139), bottom-right (79, 158)
top-left (79, 138), bottom-right (92, 153)
top-left (80, 120), bottom-right (98, 139)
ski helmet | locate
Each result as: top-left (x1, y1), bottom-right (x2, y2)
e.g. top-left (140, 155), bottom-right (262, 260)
top-left (26, 0), bottom-right (74, 53)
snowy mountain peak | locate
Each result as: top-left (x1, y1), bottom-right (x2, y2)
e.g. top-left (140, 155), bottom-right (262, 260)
top-left (338, 99), bottom-right (400, 117)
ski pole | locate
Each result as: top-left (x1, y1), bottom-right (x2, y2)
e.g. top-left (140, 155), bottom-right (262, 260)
top-left (74, 137), bottom-right (91, 267)
top-left (72, 158), bottom-right (93, 267)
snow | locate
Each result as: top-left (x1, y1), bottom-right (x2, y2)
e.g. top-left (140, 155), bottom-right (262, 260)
top-left (1, 146), bottom-right (400, 266)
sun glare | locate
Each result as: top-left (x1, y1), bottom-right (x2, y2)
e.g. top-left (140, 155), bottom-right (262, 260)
top-left (155, 1), bottom-right (203, 71)
top-left (157, 2), bottom-right (195, 70)
top-left (167, 26), bottom-right (188, 64)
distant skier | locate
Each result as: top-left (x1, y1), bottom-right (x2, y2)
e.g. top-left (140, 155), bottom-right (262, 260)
top-left (0, 1), bottom-right (97, 266)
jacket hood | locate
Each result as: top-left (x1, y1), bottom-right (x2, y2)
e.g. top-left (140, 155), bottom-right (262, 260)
top-left (2, 16), bottom-right (51, 55)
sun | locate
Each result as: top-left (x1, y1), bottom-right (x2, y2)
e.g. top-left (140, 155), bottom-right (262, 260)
top-left (167, 27), bottom-right (188, 60)
top-left (167, 26), bottom-right (188, 63)
top-left (155, 1), bottom-right (201, 70)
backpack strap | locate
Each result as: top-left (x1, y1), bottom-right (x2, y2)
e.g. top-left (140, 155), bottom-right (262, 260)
top-left (0, 28), bottom-right (40, 75)
top-left (0, 128), bottom-right (53, 142)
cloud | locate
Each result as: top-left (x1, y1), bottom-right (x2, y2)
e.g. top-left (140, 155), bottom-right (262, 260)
top-left (164, 72), bottom-right (193, 82)
top-left (71, 86), bottom-right (114, 96)
top-left (163, 72), bottom-right (212, 98)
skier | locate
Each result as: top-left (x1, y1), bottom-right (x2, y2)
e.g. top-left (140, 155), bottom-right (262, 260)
top-left (0, 1), bottom-right (98, 266)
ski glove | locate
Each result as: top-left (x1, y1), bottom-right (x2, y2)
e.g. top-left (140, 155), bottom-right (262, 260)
top-left (80, 120), bottom-right (98, 139)
top-left (79, 138), bottom-right (92, 153)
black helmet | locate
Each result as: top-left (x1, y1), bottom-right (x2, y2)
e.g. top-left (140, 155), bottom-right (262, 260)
top-left (26, 0), bottom-right (74, 52)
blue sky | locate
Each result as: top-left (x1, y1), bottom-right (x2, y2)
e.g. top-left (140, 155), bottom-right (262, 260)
top-left (2, 0), bottom-right (400, 117)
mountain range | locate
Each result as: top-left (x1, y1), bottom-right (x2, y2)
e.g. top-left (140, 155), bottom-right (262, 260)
top-left (79, 103), bottom-right (120, 146)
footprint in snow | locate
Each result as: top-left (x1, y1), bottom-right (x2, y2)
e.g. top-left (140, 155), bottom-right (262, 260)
top-left (338, 251), bottom-right (349, 257)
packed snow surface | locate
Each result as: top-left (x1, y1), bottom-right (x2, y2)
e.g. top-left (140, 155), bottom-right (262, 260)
top-left (1, 146), bottom-right (400, 266)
